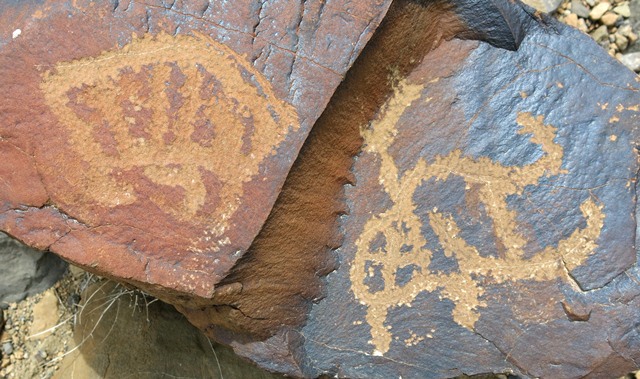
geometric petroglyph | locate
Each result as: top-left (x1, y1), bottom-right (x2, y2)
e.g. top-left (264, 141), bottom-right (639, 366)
top-left (350, 81), bottom-right (604, 355)
top-left (40, 32), bottom-right (299, 251)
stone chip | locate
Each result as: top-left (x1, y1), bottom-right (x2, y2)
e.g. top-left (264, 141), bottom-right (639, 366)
top-left (590, 2), bottom-right (612, 19)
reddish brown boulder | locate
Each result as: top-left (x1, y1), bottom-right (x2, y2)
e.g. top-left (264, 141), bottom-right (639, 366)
top-left (0, 0), bottom-right (391, 299)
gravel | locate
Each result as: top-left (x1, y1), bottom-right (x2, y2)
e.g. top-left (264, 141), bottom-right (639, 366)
top-left (547, 0), bottom-right (640, 71)
top-left (0, 268), bottom-right (97, 379)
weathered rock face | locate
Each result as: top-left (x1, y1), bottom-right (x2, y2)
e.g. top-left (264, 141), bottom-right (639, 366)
top-left (1, 0), bottom-right (639, 378)
top-left (176, 0), bottom-right (476, 346)
top-left (0, 0), bottom-right (390, 301)
top-left (0, 233), bottom-right (67, 306)
top-left (294, 10), bottom-right (640, 379)
top-left (181, 1), bottom-right (640, 377)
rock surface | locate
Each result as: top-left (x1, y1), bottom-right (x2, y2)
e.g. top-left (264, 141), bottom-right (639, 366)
top-left (199, 2), bottom-right (638, 378)
top-left (0, 233), bottom-right (67, 306)
top-left (292, 8), bottom-right (640, 379)
top-left (54, 280), bottom-right (284, 379)
top-left (522, 0), bottom-right (564, 13)
top-left (181, 1), bottom-right (640, 378)
top-left (0, 0), bottom-right (392, 304)
top-left (28, 289), bottom-right (59, 340)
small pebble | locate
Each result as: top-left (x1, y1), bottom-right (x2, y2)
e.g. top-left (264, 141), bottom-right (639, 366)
top-left (2, 342), bottom-right (12, 356)
top-left (34, 350), bottom-right (47, 363)
top-left (578, 18), bottom-right (589, 32)
top-left (591, 25), bottom-right (610, 43)
top-left (590, 2), bottom-right (611, 20)
top-left (620, 52), bottom-right (640, 72)
top-left (571, 0), bottom-right (591, 18)
top-left (601, 12), bottom-right (620, 26)
top-left (66, 293), bottom-right (81, 310)
top-left (613, 4), bottom-right (631, 18)
top-left (565, 13), bottom-right (580, 27)
top-left (615, 33), bottom-right (629, 50)
top-left (618, 24), bottom-right (633, 37)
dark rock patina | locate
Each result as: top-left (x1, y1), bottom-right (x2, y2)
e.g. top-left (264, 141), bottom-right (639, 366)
top-left (295, 6), bottom-right (640, 379)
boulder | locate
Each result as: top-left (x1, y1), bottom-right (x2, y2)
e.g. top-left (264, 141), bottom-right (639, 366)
top-left (186, 1), bottom-right (640, 378)
top-left (0, 0), bottom-right (392, 303)
top-left (283, 5), bottom-right (640, 379)
top-left (0, 233), bottom-right (67, 306)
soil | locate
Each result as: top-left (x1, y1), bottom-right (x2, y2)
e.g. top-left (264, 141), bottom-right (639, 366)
top-left (0, 267), bottom-right (96, 378)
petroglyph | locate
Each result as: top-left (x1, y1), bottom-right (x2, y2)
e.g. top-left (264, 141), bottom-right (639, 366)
top-left (40, 32), bottom-right (299, 251)
top-left (350, 81), bottom-right (604, 355)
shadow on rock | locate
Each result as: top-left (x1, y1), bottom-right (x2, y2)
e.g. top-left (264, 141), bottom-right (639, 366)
top-left (54, 280), bottom-right (285, 379)
top-left (0, 232), bottom-right (67, 307)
